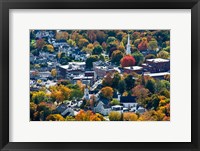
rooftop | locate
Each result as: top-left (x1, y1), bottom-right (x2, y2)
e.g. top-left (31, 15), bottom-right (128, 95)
top-left (124, 66), bottom-right (143, 70)
top-left (144, 72), bottom-right (170, 77)
top-left (146, 58), bottom-right (169, 63)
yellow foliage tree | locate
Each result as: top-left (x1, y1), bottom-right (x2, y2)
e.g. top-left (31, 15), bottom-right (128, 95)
top-left (109, 111), bottom-right (122, 121)
top-left (50, 85), bottom-right (71, 103)
top-left (46, 114), bottom-right (65, 121)
top-left (46, 44), bottom-right (54, 52)
top-left (51, 69), bottom-right (57, 77)
top-left (123, 112), bottom-right (138, 121)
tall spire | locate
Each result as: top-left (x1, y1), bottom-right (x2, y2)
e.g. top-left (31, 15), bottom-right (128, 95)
top-left (126, 34), bottom-right (131, 55)
top-left (83, 84), bottom-right (90, 100)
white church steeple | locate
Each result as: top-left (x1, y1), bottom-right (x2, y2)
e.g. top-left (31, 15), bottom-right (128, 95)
top-left (126, 34), bottom-right (131, 55)
top-left (83, 84), bottom-right (90, 100)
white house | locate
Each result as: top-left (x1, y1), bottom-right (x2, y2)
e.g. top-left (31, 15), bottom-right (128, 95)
top-left (120, 96), bottom-right (138, 108)
top-left (93, 101), bottom-right (111, 116)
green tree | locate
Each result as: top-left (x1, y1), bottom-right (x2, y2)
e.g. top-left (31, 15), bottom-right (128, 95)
top-left (112, 72), bottom-right (121, 89)
top-left (145, 79), bottom-right (155, 93)
top-left (148, 40), bottom-right (158, 51)
top-left (118, 80), bottom-right (127, 94)
top-left (67, 39), bottom-right (76, 47)
top-left (110, 99), bottom-right (120, 106)
top-left (106, 36), bottom-right (117, 44)
top-left (86, 55), bottom-right (99, 69)
top-left (132, 51), bottom-right (144, 65)
top-left (124, 74), bottom-right (135, 91)
top-left (70, 89), bottom-right (84, 100)
top-left (92, 45), bottom-right (103, 55)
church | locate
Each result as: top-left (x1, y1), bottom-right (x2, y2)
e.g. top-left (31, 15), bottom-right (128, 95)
top-left (126, 34), bottom-right (131, 55)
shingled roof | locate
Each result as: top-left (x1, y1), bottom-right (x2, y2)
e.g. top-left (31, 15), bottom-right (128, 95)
top-left (120, 96), bottom-right (137, 103)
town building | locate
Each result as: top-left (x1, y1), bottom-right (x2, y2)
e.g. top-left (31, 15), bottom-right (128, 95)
top-left (93, 101), bottom-right (111, 116)
top-left (144, 72), bottom-right (170, 79)
top-left (143, 58), bottom-right (170, 73)
top-left (123, 66), bottom-right (143, 74)
top-left (58, 62), bottom-right (85, 78)
top-left (120, 96), bottom-right (138, 108)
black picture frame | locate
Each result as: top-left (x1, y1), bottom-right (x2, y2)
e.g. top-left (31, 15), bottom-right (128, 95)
top-left (0, 0), bottom-right (199, 151)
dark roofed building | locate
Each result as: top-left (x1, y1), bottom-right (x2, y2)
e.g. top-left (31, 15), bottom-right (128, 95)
top-left (120, 96), bottom-right (138, 108)
top-left (56, 104), bottom-right (68, 114)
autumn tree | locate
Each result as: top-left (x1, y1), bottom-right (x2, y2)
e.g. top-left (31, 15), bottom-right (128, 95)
top-left (67, 39), bottom-right (76, 47)
top-left (148, 40), bottom-right (158, 51)
top-left (146, 94), bottom-right (160, 110)
top-left (78, 38), bottom-right (89, 49)
top-left (75, 110), bottom-right (105, 121)
top-left (117, 43), bottom-right (126, 53)
top-left (30, 102), bottom-right (37, 120)
top-left (65, 116), bottom-right (75, 121)
top-left (56, 31), bottom-right (69, 41)
top-left (36, 39), bottom-right (46, 50)
top-left (120, 55), bottom-right (136, 67)
top-left (102, 73), bottom-right (113, 87)
top-left (87, 30), bottom-right (97, 42)
top-left (134, 39), bottom-right (141, 47)
top-left (123, 112), bottom-right (138, 121)
top-left (96, 30), bottom-right (107, 44)
top-left (37, 102), bottom-right (56, 120)
top-left (111, 50), bottom-right (124, 65)
top-left (138, 37), bottom-right (148, 51)
top-left (50, 85), bottom-right (71, 103)
top-left (132, 85), bottom-right (149, 107)
top-left (101, 42), bottom-right (107, 50)
top-left (44, 44), bottom-right (54, 52)
top-left (109, 111), bottom-right (122, 121)
top-left (51, 69), bottom-right (57, 78)
top-left (82, 43), bottom-right (94, 54)
top-left (46, 114), bottom-right (65, 121)
top-left (31, 91), bottom-right (47, 104)
top-left (157, 50), bottom-right (170, 59)
top-left (100, 86), bottom-right (114, 100)
top-left (132, 31), bottom-right (141, 39)
top-left (138, 110), bottom-right (165, 121)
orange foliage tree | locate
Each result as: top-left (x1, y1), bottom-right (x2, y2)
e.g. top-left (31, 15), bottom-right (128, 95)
top-left (138, 37), bottom-right (148, 51)
top-left (75, 110), bottom-right (105, 121)
top-left (50, 85), bottom-right (71, 103)
top-left (123, 112), bottom-right (138, 121)
top-left (100, 86), bottom-right (114, 100)
top-left (46, 114), bottom-right (65, 121)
